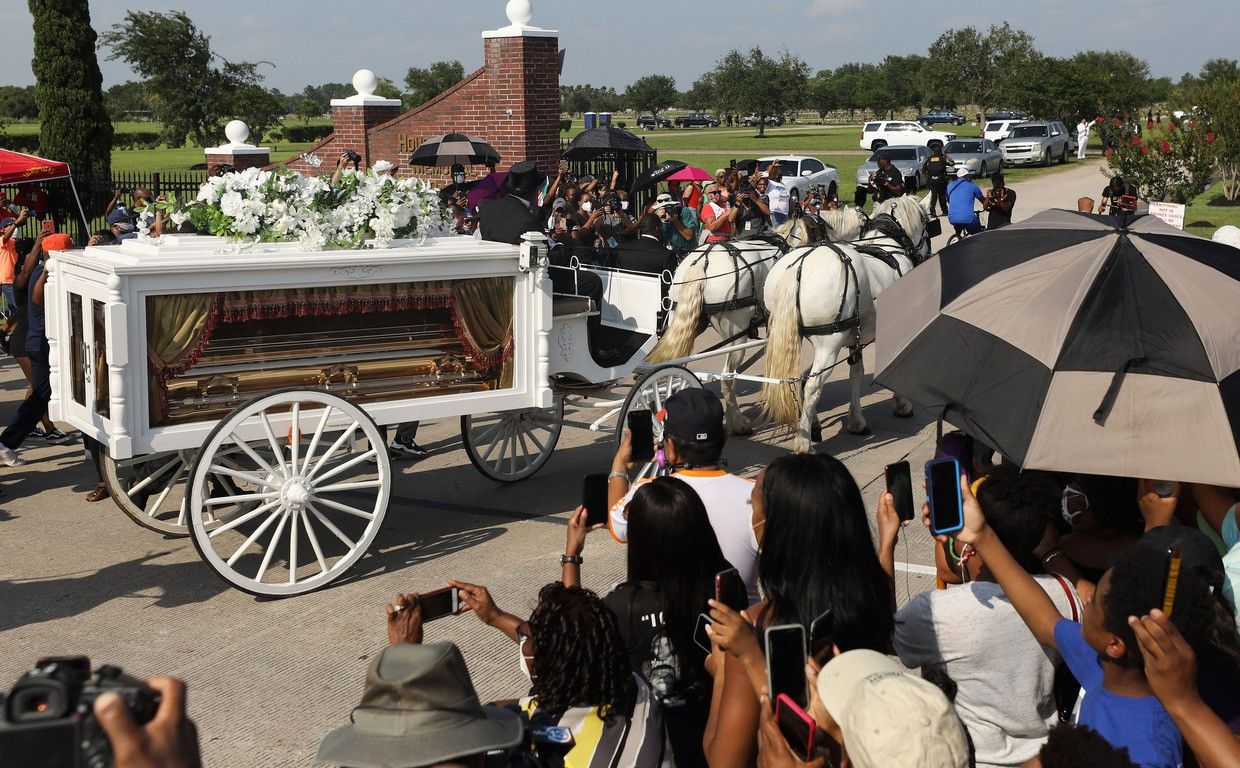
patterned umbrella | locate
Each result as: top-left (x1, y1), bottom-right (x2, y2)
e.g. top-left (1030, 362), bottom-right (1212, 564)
top-left (875, 209), bottom-right (1240, 486)
top-left (408, 133), bottom-right (501, 167)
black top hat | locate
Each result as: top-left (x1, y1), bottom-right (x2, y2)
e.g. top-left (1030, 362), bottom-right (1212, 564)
top-left (503, 161), bottom-right (546, 196)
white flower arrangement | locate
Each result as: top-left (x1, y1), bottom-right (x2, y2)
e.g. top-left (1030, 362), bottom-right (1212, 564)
top-left (166, 163), bottom-right (446, 250)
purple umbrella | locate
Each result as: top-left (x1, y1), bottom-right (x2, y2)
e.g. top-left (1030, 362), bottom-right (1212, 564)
top-left (466, 172), bottom-right (508, 211)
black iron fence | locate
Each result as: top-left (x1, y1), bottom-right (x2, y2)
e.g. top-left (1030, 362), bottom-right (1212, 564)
top-left (1, 170), bottom-right (207, 246)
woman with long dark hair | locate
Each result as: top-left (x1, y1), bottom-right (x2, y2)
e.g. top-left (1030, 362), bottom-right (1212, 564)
top-left (455, 580), bottom-right (673, 768)
top-left (564, 476), bottom-right (733, 768)
top-left (703, 453), bottom-right (895, 768)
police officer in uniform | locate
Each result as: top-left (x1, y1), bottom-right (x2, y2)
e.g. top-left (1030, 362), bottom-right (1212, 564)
top-left (923, 146), bottom-right (954, 217)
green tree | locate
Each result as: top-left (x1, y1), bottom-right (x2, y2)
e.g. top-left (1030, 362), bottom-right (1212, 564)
top-left (623, 74), bottom-right (678, 116)
top-left (825, 62), bottom-right (878, 120)
top-left (710, 47), bottom-right (808, 137)
top-left (1107, 117), bottom-right (1215, 204)
top-left (0, 85), bottom-right (38, 120)
top-left (685, 74), bottom-right (716, 111)
top-left (300, 83), bottom-right (353, 112)
top-left (1069, 50), bottom-right (1152, 118)
top-left (403, 60), bottom-right (465, 109)
top-left (1192, 77), bottom-right (1240, 200)
top-left (231, 86), bottom-right (285, 144)
top-left (28, 0), bottom-right (112, 186)
top-left (1196, 58), bottom-right (1239, 87)
top-left (925, 22), bottom-right (1039, 120)
top-left (873, 54), bottom-right (928, 117)
top-left (101, 10), bottom-right (266, 146)
top-left (374, 77), bottom-right (403, 101)
top-left (294, 98), bottom-right (323, 123)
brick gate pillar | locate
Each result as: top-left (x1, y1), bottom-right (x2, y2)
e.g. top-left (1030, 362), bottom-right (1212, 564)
top-left (481, 1), bottom-right (560, 174)
top-left (330, 69), bottom-right (404, 170)
top-left (205, 120), bottom-right (271, 175)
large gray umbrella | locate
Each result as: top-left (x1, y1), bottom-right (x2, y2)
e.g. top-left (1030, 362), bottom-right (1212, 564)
top-left (874, 209), bottom-right (1240, 486)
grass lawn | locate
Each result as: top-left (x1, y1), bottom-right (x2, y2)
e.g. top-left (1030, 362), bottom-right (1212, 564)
top-left (108, 143), bottom-right (316, 173)
top-left (1183, 182), bottom-right (1240, 239)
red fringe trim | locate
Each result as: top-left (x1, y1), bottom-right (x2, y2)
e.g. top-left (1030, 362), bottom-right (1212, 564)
top-left (219, 291), bottom-right (454, 322)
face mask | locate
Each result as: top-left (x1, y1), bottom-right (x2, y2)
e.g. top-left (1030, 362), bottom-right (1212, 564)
top-left (620, 201), bottom-right (629, 211)
top-left (581, 202), bottom-right (592, 212)
top-left (517, 634), bottom-right (533, 681)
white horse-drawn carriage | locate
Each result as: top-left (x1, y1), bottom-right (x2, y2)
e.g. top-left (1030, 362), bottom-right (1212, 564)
top-left (47, 193), bottom-right (936, 598)
top-left (47, 231), bottom-right (698, 596)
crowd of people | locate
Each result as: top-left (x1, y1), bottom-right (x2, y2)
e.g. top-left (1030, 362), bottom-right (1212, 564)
top-left (100, 387), bottom-right (1240, 768)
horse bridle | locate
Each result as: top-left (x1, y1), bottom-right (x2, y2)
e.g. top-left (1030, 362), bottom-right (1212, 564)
top-left (675, 239), bottom-right (788, 315)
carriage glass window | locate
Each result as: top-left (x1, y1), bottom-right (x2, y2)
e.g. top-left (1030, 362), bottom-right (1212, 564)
top-left (93, 300), bottom-right (109, 419)
top-left (69, 293), bottom-right (84, 406)
top-left (145, 277), bottom-right (517, 428)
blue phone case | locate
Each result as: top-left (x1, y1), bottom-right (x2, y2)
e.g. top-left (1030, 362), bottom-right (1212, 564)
top-left (926, 457), bottom-right (964, 536)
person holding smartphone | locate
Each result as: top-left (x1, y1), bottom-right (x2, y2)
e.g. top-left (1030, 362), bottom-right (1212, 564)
top-left (563, 476), bottom-right (732, 768)
top-left (0, 208), bottom-right (30, 353)
top-left (942, 471), bottom-right (1219, 768)
top-left (885, 466), bottom-right (1084, 768)
top-left (606, 388), bottom-right (761, 604)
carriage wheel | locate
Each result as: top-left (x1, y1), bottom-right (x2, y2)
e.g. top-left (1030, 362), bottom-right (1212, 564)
top-left (614, 365), bottom-right (703, 482)
top-left (102, 447), bottom-right (248, 537)
top-left (186, 389), bottom-right (390, 597)
top-left (461, 398), bottom-right (564, 483)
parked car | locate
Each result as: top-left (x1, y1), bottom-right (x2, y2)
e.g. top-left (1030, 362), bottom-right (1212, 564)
top-left (943, 139), bottom-right (1003, 178)
top-left (854, 145), bottom-right (933, 193)
top-left (636, 114), bottom-right (672, 129)
top-left (674, 112), bottom-right (720, 128)
top-left (985, 109), bottom-right (1026, 121)
top-left (983, 119), bottom-right (1026, 144)
top-left (743, 113), bottom-right (784, 127)
top-left (860, 121), bottom-right (956, 152)
top-left (918, 109), bottom-right (966, 126)
top-left (757, 155), bottom-right (840, 209)
top-left (1000, 120), bottom-right (1072, 167)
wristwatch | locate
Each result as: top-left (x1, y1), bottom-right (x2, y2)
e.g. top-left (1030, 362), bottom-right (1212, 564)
top-left (560, 554), bottom-right (583, 565)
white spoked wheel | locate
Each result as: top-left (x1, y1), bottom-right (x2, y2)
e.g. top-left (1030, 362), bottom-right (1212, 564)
top-left (461, 398), bottom-right (564, 482)
top-left (187, 389), bottom-right (390, 597)
top-left (615, 365), bottom-right (702, 481)
top-left (102, 447), bottom-right (245, 537)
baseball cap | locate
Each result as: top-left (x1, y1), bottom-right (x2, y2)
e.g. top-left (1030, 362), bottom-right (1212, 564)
top-left (0, 217), bottom-right (14, 229)
top-left (658, 388), bottom-right (724, 443)
top-left (956, 167), bottom-right (972, 178)
top-left (654, 193), bottom-right (676, 209)
top-left (818, 650), bottom-right (968, 768)
top-left (106, 208), bottom-right (131, 226)
top-left (552, 198), bottom-right (570, 212)
top-left (42, 233), bottom-right (74, 252)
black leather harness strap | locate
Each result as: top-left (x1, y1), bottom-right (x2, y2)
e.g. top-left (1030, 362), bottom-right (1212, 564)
top-left (787, 242), bottom-right (862, 337)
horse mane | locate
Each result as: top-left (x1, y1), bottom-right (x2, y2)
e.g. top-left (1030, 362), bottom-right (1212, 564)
top-left (887, 196), bottom-right (927, 241)
top-left (817, 208), bottom-right (862, 242)
top-left (773, 218), bottom-right (809, 247)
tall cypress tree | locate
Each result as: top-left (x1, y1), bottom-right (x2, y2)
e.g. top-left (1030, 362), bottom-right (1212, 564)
top-left (29, 0), bottom-right (113, 184)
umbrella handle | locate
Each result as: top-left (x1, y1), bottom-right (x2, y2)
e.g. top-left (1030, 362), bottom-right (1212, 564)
top-left (1093, 357), bottom-right (1147, 425)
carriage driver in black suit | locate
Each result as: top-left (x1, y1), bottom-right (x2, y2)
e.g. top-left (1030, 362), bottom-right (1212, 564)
top-left (479, 161), bottom-right (609, 359)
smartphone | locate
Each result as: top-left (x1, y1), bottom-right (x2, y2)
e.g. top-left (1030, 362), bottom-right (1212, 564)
top-left (582, 474), bottom-right (610, 528)
top-left (419, 586), bottom-right (460, 622)
top-left (693, 613), bottom-right (713, 654)
top-left (926, 457), bottom-right (964, 536)
top-left (765, 624), bottom-right (808, 708)
top-left (715, 567), bottom-right (747, 612)
top-left (627, 409), bottom-right (655, 463)
top-left (1162, 543), bottom-right (1183, 617)
top-left (40, 219), bottom-right (54, 234)
top-left (775, 693), bottom-right (816, 761)
top-left (809, 608), bottom-right (835, 662)
top-left (885, 460), bottom-right (915, 522)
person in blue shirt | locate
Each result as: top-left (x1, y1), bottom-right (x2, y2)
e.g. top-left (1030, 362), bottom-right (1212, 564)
top-left (946, 166), bottom-right (985, 236)
top-left (938, 475), bottom-right (1220, 768)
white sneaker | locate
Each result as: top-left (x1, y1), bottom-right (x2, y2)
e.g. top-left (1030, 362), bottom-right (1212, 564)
top-left (0, 445), bottom-right (27, 467)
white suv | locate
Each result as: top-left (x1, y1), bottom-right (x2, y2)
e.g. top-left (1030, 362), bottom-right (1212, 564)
top-left (860, 121), bottom-right (956, 152)
top-left (983, 119), bottom-right (1025, 144)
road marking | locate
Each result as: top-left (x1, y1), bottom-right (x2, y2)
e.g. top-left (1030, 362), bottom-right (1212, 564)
top-left (894, 561), bottom-right (937, 576)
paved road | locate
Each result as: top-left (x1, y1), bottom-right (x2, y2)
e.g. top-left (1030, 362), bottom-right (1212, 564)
top-left (0, 158), bottom-right (1104, 766)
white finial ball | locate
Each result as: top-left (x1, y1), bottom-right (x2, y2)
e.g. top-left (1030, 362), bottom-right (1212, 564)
top-left (352, 69), bottom-right (378, 97)
top-left (506, 0), bottom-right (533, 25)
top-left (224, 120), bottom-right (250, 145)
top-left (1213, 224), bottom-right (1240, 249)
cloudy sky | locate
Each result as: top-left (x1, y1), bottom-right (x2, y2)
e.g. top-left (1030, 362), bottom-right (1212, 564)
top-left (4, 1), bottom-right (1238, 96)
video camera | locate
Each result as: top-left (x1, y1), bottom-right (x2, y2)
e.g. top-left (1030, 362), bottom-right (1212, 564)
top-left (1116, 193), bottom-right (1138, 211)
top-left (0, 656), bottom-right (159, 768)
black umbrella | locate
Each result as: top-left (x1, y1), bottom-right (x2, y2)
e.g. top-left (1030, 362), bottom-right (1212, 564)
top-left (629, 159), bottom-right (688, 195)
top-left (874, 209), bottom-right (1240, 486)
top-left (561, 126), bottom-right (656, 160)
top-left (408, 132), bottom-right (501, 167)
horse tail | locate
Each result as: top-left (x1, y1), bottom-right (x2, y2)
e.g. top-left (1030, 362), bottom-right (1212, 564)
top-left (646, 256), bottom-right (707, 364)
top-left (760, 267), bottom-right (804, 429)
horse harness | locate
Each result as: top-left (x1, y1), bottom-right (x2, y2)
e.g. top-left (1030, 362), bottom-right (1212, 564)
top-left (785, 241), bottom-right (863, 340)
top-left (676, 237), bottom-right (789, 315)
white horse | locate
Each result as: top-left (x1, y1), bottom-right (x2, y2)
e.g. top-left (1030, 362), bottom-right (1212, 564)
top-left (760, 195), bottom-right (934, 452)
top-left (646, 219), bottom-right (809, 434)
top-left (810, 206), bottom-right (865, 243)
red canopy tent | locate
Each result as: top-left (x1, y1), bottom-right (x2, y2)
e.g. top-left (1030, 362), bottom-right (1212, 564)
top-left (0, 148), bottom-right (91, 232)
